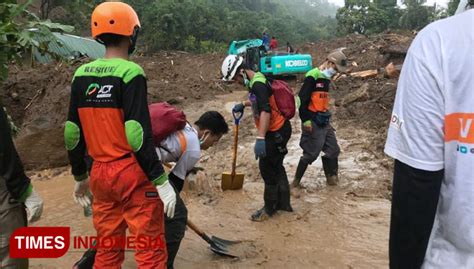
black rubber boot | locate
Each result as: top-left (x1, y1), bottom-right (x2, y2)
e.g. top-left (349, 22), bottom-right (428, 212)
top-left (73, 248), bottom-right (96, 269)
top-left (292, 158), bottom-right (309, 188)
top-left (251, 184), bottom-right (278, 222)
top-left (277, 178), bottom-right (293, 212)
top-left (322, 157), bottom-right (339, 186)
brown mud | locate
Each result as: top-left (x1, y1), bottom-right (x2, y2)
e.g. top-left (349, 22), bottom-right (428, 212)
top-left (1, 31), bottom-right (416, 268)
top-left (28, 90), bottom-right (391, 268)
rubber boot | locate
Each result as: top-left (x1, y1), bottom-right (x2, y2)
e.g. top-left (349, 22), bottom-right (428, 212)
top-left (73, 248), bottom-right (96, 269)
top-left (277, 178), bottom-right (293, 212)
top-left (251, 184), bottom-right (278, 222)
top-left (322, 157), bottom-right (339, 186)
top-left (292, 158), bottom-right (309, 188)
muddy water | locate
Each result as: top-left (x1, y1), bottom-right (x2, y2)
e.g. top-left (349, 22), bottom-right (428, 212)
top-left (29, 91), bottom-right (392, 268)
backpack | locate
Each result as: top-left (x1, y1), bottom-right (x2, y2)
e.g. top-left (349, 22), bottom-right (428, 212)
top-left (268, 79), bottom-right (296, 119)
top-left (149, 102), bottom-right (187, 146)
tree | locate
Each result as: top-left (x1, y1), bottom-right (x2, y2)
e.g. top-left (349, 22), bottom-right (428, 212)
top-left (448, 0), bottom-right (461, 15)
top-left (0, 0), bottom-right (73, 81)
top-left (399, 0), bottom-right (433, 29)
top-left (336, 0), bottom-right (400, 35)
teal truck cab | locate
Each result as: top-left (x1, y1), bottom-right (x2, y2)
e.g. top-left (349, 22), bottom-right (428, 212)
top-left (228, 39), bottom-right (312, 76)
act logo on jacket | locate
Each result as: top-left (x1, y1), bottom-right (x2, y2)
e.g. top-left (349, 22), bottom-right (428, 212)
top-left (85, 83), bottom-right (114, 99)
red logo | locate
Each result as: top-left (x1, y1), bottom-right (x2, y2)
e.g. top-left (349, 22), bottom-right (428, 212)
top-left (9, 227), bottom-right (70, 258)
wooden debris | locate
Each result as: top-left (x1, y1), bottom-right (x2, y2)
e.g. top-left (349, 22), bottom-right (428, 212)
top-left (24, 89), bottom-right (45, 111)
top-left (384, 62), bottom-right (402, 79)
top-left (337, 83), bottom-right (370, 107)
top-left (380, 44), bottom-right (408, 56)
top-left (350, 70), bottom-right (378, 79)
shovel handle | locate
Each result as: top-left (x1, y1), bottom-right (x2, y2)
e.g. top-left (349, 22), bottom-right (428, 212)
top-left (231, 123), bottom-right (239, 177)
top-left (232, 110), bottom-right (243, 125)
top-left (187, 219), bottom-right (214, 245)
top-left (187, 219), bottom-right (204, 237)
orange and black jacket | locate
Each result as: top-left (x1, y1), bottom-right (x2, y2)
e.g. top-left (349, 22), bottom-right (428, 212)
top-left (249, 72), bottom-right (285, 132)
top-left (298, 68), bottom-right (331, 123)
top-left (65, 58), bottom-right (166, 184)
top-left (0, 104), bottom-right (31, 201)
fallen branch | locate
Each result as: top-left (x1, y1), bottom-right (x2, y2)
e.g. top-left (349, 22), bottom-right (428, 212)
top-left (24, 88), bottom-right (45, 111)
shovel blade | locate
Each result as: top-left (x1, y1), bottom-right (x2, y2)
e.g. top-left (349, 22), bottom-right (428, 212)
top-left (221, 172), bottom-right (245, 191)
top-left (211, 235), bottom-right (240, 246)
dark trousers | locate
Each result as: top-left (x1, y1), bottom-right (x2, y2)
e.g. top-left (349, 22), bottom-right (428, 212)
top-left (299, 122), bottom-right (340, 164)
top-left (259, 120), bottom-right (292, 213)
top-left (0, 183), bottom-right (28, 269)
top-left (389, 160), bottom-right (443, 269)
top-left (165, 181), bottom-right (187, 269)
top-left (260, 120), bottom-right (292, 185)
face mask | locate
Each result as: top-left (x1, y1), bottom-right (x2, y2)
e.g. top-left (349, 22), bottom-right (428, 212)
top-left (199, 132), bottom-right (210, 145)
top-left (242, 72), bottom-right (250, 88)
top-left (322, 67), bottom-right (337, 79)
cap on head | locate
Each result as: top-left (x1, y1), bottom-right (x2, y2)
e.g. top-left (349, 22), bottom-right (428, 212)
top-left (327, 50), bottom-right (348, 73)
top-left (221, 55), bottom-right (244, 81)
top-left (91, 2), bottom-right (141, 39)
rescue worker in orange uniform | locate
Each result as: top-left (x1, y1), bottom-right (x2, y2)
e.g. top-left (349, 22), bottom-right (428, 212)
top-left (292, 51), bottom-right (348, 188)
top-left (64, 2), bottom-right (175, 268)
top-left (222, 55), bottom-right (292, 222)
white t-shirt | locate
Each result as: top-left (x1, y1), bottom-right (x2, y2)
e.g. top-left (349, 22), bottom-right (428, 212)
top-left (155, 123), bottom-right (201, 180)
top-left (385, 10), bottom-right (474, 268)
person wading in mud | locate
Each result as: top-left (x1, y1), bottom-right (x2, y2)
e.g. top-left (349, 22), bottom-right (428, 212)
top-left (74, 110), bottom-right (229, 269)
top-left (385, 1), bottom-right (474, 268)
top-left (0, 105), bottom-right (44, 268)
top-left (222, 55), bottom-right (292, 222)
top-left (64, 2), bottom-right (175, 268)
top-left (292, 51), bottom-right (348, 189)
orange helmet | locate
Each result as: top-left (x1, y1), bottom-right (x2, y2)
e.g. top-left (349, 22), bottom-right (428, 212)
top-left (91, 2), bottom-right (141, 39)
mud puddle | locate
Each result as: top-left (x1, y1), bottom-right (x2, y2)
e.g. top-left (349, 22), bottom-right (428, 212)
top-left (29, 91), bottom-right (392, 269)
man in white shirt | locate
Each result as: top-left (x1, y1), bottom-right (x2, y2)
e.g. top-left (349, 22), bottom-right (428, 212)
top-left (158, 111), bottom-right (228, 269)
top-left (384, 2), bottom-right (474, 268)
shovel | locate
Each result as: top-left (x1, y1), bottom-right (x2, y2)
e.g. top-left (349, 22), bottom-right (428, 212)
top-left (187, 219), bottom-right (240, 258)
top-left (221, 110), bottom-right (245, 190)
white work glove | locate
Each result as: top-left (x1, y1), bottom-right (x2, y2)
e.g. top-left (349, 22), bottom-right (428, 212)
top-left (73, 177), bottom-right (92, 209)
top-left (156, 180), bottom-right (177, 219)
top-left (24, 188), bottom-right (44, 223)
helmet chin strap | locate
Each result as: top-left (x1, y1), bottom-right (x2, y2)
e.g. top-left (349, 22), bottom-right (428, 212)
top-left (128, 27), bottom-right (140, 55)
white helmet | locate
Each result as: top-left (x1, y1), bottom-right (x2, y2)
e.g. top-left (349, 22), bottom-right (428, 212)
top-left (221, 55), bottom-right (244, 81)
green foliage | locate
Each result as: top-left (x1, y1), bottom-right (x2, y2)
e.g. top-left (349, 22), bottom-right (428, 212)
top-left (336, 0), bottom-right (401, 35)
top-left (0, 0), bottom-right (73, 81)
top-left (29, 0), bottom-right (341, 53)
top-left (448, 0), bottom-right (461, 15)
top-left (337, 0), bottom-right (449, 35)
top-left (122, 0), bottom-right (340, 53)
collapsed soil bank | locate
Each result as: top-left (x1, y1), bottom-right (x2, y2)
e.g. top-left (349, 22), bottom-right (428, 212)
top-left (1, 31), bottom-right (413, 171)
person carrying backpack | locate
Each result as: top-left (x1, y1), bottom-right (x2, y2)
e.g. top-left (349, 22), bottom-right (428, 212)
top-left (222, 55), bottom-right (293, 222)
top-left (150, 105), bottom-right (229, 268)
top-left (292, 51), bottom-right (348, 189)
top-left (73, 107), bottom-right (229, 269)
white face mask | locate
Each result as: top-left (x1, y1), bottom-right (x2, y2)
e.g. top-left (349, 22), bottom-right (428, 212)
top-left (199, 132), bottom-right (210, 145)
top-left (322, 67), bottom-right (337, 79)
top-left (242, 72), bottom-right (250, 88)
